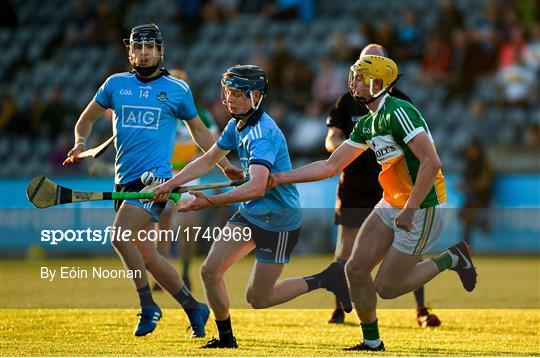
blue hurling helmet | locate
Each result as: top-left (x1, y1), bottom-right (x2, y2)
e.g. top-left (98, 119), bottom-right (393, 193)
top-left (221, 65), bottom-right (268, 118)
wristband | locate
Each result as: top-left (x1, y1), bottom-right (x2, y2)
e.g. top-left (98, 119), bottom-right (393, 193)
top-left (75, 136), bottom-right (87, 147)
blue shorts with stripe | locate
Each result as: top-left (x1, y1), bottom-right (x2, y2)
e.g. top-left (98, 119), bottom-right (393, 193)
top-left (227, 211), bottom-right (301, 264)
top-left (114, 178), bottom-right (169, 222)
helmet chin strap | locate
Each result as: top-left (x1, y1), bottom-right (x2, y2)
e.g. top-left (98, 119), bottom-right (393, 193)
top-left (353, 75), bottom-right (402, 105)
top-left (369, 78), bottom-right (386, 98)
top-left (134, 63), bottom-right (161, 77)
top-left (250, 92), bottom-right (264, 111)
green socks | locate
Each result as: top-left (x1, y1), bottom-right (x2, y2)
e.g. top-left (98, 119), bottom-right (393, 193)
top-left (431, 251), bottom-right (457, 272)
top-left (361, 319), bottom-right (381, 347)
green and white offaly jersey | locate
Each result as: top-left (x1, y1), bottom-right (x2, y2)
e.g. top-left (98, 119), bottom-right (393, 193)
top-left (346, 94), bottom-right (446, 209)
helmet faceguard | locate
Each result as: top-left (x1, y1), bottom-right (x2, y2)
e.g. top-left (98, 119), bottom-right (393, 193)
top-left (348, 55), bottom-right (400, 105)
top-left (123, 23), bottom-right (164, 77)
top-left (221, 65), bottom-right (268, 119)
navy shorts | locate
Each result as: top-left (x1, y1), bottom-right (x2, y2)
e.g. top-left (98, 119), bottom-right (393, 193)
top-left (114, 178), bottom-right (169, 222)
top-left (228, 211), bottom-right (301, 264)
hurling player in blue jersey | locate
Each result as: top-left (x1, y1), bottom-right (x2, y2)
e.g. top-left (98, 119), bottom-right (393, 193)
top-left (63, 24), bottom-right (243, 338)
top-left (152, 65), bottom-right (352, 349)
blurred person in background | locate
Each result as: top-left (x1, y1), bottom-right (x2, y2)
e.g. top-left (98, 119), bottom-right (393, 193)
top-left (444, 29), bottom-right (480, 103)
top-left (268, 35), bottom-right (295, 90)
top-left (289, 100), bottom-right (327, 156)
top-left (435, 0), bottom-right (464, 43)
top-left (0, 91), bottom-right (19, 133)
top-left (394, 9), bottom-right (424, 62)
top-left (346, 23), bottom-right (374, 62)
top-left (464, 99), bottom-right (492, 144)
top-left (248, 36), bottom-right (272, 70)
top-left (417, 35), bottom-right (451, 86)
top-left (172, 0), bottom-right (204, 41)
top-left (34, 87), bottom-right (72, 139)
top-left (278, 59), bottom-right (314, 112)
top-left (526, 123), bottom-right (540, 147)
top-left (64, 0), bottom-right (97, 47)
top-left (524, 23), bottom-right (540, 74)
top-left (458, 138), bottom-right (494, 249)
top-left (62, 23), bottom-right (242, 338)
top-left (202, 0), bottom-right (239, 23)
top-left (374, 20), bottom-right (397, 57)
top-left (324, 43), bottom-right (440, 327)
top-left (330, 32), bottom-right (355, 65)
top-left (265, 0), bottom-right (316, 22)
top-left (496, 25), bottom-right (535, 108)
top-left (312, 56), bottom-right (347, 110)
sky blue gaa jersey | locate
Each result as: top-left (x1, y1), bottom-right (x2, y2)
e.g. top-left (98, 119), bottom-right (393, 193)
top-left (217, 110), bottom-right (302, 231)
top-left (94, 71), bottom-right (197, 184)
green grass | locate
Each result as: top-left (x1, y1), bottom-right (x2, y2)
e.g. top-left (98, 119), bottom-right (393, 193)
top-left (1, 256), bottom-right (539, 356)
top-left (1, 309), bottom-right (539, 356)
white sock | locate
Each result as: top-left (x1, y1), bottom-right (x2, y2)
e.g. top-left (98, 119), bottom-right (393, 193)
top-left (364, 338), bottom-right (381, 348)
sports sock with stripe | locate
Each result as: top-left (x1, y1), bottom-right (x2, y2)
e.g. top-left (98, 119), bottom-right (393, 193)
top-left (361, 319), bottom-right (381, 348)
top-left (216, 316), bottom-right (234, 340)
top-left (137, 284), bottom-right (156, 307)
top-left (172, 285), bottom-right (199, 312)
top-left (431, 250), bottom-right (459, 272)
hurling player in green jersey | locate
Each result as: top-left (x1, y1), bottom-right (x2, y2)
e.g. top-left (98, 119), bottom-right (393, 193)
top-left (269, 54), bottom-right (478, 352)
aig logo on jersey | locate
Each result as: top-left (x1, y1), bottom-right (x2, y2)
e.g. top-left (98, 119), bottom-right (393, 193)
top-left (121, 105), bottom-right (161, 130)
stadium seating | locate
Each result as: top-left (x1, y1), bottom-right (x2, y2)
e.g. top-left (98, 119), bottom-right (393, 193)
top-left (1, 0), bottom-right (538, 177)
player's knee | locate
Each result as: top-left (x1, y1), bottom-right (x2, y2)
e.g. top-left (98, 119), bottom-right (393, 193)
top-left (138, 248), bottom-right (160, 268)
top-left (345, 260), bottom-right (368, 283)
top-left (374, 281), bottom-right (399, 299)
top-left (246, 291), bottom-right (271, 309)
top-left (111, 237), bottom-right (127, 251)
top-left (200, 262), bottom-right (219, 284)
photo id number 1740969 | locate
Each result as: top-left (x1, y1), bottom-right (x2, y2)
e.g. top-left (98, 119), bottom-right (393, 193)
top-left (183, 226), bottom-right (252, 242)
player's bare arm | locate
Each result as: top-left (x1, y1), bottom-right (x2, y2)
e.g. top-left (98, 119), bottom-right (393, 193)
top-left (268, 142), bottom-right (365, 189)
top-left (177, 164), bottom-right (268, 212)
top-left (184, 116), bottom-right (243, 180)
top-left (325, 127), bottom-right (346, 153)
top-left (63, 99), bottom-right (106, 165)
top-left (153, 144), bottom-right (230, 199)
top-left (395, 132), bottom-right (442, 231)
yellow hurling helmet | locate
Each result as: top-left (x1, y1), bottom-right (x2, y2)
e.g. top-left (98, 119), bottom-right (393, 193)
top-left (349, 55), bottom-right (399, 98)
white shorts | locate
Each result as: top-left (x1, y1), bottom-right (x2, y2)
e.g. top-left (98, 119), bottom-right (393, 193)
top-left (178, 178), bottom-right (201, 204)
top-left (374, 198), bottom-right (443, 256)
top-left (162, 178), bottom-right (202, 211)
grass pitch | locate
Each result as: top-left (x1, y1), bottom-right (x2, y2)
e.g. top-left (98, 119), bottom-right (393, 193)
top-left (1, 256), bottom-right (539, 356)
